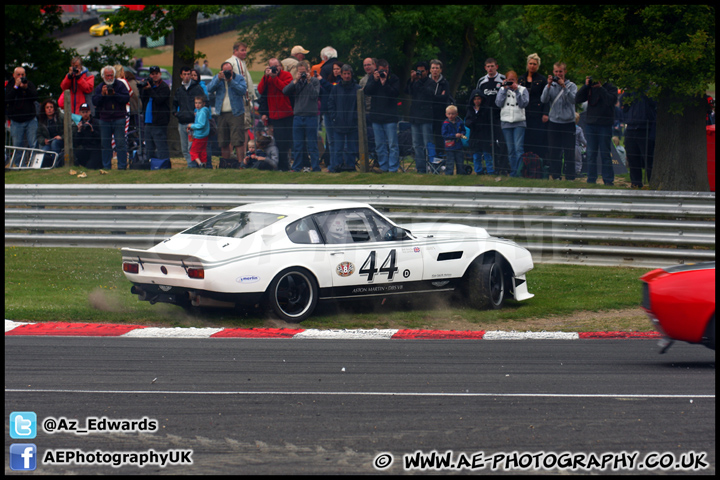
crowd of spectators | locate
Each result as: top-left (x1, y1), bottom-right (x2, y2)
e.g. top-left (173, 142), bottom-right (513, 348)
top-left (6, 42), bottom-right (683, 188)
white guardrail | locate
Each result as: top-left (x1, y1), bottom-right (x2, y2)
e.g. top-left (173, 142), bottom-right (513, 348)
top-left (5, 184), bottom-right (715, 268)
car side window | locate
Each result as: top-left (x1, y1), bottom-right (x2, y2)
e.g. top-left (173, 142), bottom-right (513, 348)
top-left (286, 217), bottom-right (322, 244)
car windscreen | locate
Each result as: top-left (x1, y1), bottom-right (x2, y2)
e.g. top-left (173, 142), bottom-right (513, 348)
top-left (182, 211), bottom-right (285, 239)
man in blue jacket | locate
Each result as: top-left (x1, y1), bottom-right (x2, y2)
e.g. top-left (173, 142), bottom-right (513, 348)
top-left (140, 66), bottom-right (172, 162)
top-left (208, 62), bottom-right (248, 167)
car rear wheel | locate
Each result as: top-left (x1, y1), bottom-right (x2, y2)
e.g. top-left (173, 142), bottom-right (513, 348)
top-left (465, 256), bottom-right (505, 310)
top-left (266, 268), bottom-right (318, 322)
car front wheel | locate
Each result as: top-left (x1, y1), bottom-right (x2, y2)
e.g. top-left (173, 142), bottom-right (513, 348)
top-left (266, 268), bottom-right (318, 322)
top-left (465, 256), bottom-right (505, 310)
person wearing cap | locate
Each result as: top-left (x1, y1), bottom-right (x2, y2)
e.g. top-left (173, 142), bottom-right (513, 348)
top-left (140, 65), bottom-right (171, 161)
top-left (282, 45), bottom-right (309, 78)
top-left (74, 103), bottom-right (102, 169)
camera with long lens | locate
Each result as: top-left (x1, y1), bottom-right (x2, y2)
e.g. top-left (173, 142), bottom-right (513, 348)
top-left (223, 69), bottom-right (233, 79)
top-left (552, 76), bottom-right (560, 83)
top-left (300, 72), bottom-right (307, 79)
top-left (106, 85), bottom-right (114, 95)
top-left (378, 71), bottom-right (387, 79)
top-left (270, 66), bottom-right (278, 75)
top-left (136, 79), bottom-right (149, 88)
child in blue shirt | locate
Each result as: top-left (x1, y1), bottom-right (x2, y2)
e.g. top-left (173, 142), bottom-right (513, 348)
top-left (187, 96), bottom-right (211, 168)
top-left (441, 105), bottom-right (467, 175)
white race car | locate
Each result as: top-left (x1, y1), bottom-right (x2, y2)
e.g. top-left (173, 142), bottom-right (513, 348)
top-left (121, 201), bottom-right (534, 322)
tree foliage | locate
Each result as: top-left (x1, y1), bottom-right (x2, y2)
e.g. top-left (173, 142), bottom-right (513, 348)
top-left (5, 5), bottom-right (77, 99)
top-left (526, 5), bottom-right (715, 112)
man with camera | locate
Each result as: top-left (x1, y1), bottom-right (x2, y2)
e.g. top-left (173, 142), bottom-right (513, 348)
top-left (475, 58), bottom-right (508, 174)
top-left (60, 57), bottom-right (95, 115)
top-left (363, 59), bottom-right (401, 173)
top-left (405, 61), bottom-right (434, 173)
top-left (92, 65), bottom-right (130, 170)
top-left (576, 75), bottom-right (618, 186)
top-left (258, 59), bottom-right (293, 171)
top-left (540, 62), bottom-right (578, 180)
top-left (208, 61), bottom-right (248, 168)
top-left (283, 61), bottom-right (321, 172)
top-left (5, 66), bottom-right (39, 148)
top-left (140, 66), bottom-right (171, 163)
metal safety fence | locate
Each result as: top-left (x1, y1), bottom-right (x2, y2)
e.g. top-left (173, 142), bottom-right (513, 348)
top-left (5, 184), bottom-right (715, 268)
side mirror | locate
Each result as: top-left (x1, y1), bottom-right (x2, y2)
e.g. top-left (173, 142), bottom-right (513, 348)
top-left (384, 226), bottom-right (410, 241)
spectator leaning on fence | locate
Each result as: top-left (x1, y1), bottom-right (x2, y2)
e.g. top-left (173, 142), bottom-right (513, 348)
top-left (92, 65), bottom-right (130, 170)
top-left (5, 66), bottom-right (39, 148)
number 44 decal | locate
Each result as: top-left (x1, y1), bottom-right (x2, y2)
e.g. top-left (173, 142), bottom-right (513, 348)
top-left (359, 249), bottom-right (399, 282)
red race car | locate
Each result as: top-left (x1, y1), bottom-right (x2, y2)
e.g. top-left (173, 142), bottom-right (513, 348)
top-left (641, 262), bottom-right (715, 353)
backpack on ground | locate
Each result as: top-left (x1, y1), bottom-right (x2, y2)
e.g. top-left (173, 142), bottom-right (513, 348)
top-left (520, 151), bottom-right (543, 179)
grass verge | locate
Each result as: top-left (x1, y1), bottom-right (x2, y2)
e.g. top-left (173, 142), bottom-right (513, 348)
top-left (5, 246), bottom-right (654, 332)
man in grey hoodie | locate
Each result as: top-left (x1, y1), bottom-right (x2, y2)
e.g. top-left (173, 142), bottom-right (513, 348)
top-left (283, 61), bottom-right (321, 171)
top-left (541, 62), bottom-right (577, 180)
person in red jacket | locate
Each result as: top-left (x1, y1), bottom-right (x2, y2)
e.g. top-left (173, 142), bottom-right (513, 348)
top-left (258, 58), bottom-right (293, 171)
top-left (60, 57), bottom-right (95, 115)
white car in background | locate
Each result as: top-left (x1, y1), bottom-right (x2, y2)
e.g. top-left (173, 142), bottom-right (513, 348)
top-left (121, 201), bottom-right (534, 322)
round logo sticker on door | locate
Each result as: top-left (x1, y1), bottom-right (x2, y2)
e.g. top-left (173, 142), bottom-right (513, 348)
top-left (336, 262), bottom-right (355, 277)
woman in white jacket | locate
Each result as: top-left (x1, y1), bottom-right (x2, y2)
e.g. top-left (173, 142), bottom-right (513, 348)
top-left (496, 71), bottom-right (529, 177)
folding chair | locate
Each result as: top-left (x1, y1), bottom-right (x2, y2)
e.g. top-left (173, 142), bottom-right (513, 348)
top-left (427, 155), bottom-right (445, 174)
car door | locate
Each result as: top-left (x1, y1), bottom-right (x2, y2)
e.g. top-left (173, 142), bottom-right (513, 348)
top-left (313, 208), bottom-right (424, 299)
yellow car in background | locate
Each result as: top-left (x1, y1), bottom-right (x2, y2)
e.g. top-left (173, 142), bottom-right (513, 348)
top-left (89, 19), bottom-right (124, 37)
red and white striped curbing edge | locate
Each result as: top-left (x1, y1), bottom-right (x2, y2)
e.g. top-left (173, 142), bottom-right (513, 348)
top-left (5, 320), bottom-right (661, 340)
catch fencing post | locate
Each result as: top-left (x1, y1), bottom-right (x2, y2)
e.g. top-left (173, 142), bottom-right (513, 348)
top-left (63, 89), bottom-right (74, 167)
top-left (357, 89), bottom-right (369, 172)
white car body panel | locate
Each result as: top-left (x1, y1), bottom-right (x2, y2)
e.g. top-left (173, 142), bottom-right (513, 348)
top-left (121, 201), bottom-right (534, 319)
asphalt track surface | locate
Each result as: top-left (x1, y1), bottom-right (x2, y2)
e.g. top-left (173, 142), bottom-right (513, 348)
top-left (5, 335), bottom-right (715, 474)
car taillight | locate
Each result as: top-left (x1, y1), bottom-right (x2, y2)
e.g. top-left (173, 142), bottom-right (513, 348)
top-left (123, 262), bottom-right (139, 274)
top-left (187, 268), bottom-right (204, 279)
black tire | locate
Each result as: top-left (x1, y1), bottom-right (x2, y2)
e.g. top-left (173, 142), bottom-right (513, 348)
top-left (465, 256), bottom-right (506, 310)
top-left (266, 268), bottom-right (318, 322)
top-left (704, 314), bottom-right (715, 350)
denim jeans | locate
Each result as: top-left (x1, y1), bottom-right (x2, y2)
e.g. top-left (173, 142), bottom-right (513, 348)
top-left (585, 123), bottom-right (614, 184)
top-left (291, 115), bottom-right (320, 171)
top-left (444, 149), bottom-right (466, 175)
top-left (145, 124), bottom-right (169, 161)
top-left (473, 152), bottom-right (494, 174)
top-left (502, 126), bottom-right (526, 177)
top-left (331, 129), bottom-right (358, 172)
top-left (410, 122), bottom-right (433, 173)
top-left (372, 122), bottom-right (399, 172)
top-left (99, 118), bottom-right (128, 170)
top-left (178, 123), bottom-right (193, 167)
top-left (10, 118), bottom-right (38, 148)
